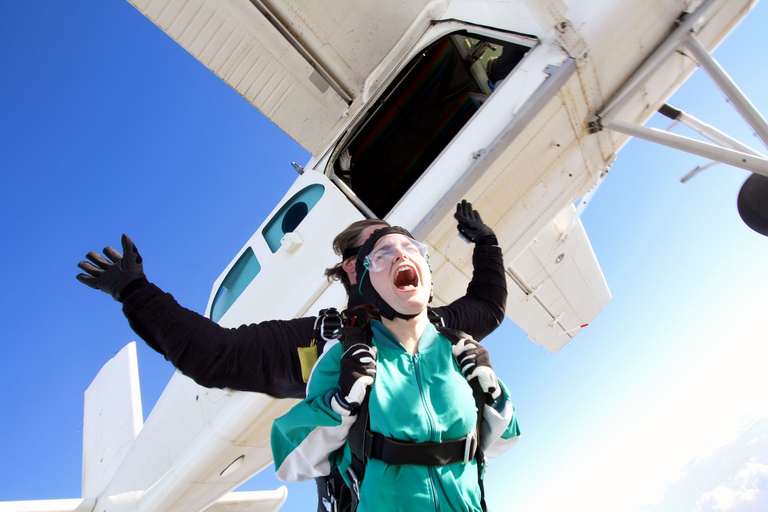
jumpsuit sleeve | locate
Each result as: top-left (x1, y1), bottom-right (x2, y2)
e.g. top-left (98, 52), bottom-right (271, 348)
top-left (480, 378), bottom-right (521, 458)
top-left (271, 342), bottom-right (356, 482)
top-left (121, 282), bottom-right (316, 398)
top-left (432, 243), bottom-right (507, 341)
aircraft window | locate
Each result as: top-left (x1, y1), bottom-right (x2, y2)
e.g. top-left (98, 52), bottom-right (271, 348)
top-left (210, 247), bottom-right (261, 323)
top-left (262, 184), bottom-right (325, 252)
top-left (332, 33), bottom-right (528, 218)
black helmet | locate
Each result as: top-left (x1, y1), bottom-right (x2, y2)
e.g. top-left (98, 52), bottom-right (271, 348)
top-left (355, 226), bottom-right (430, 320)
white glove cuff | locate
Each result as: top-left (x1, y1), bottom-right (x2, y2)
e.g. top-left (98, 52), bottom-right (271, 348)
top-left (332, 393), bottom-right (356, 417)
top-left (472, 366), bottom-right (500, 400)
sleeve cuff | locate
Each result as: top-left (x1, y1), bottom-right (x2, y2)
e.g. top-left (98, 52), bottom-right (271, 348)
top-left (474, 235), bottom-right (498, 246)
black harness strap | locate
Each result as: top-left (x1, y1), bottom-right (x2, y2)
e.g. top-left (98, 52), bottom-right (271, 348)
top-left (341, 314), bottom-right (373, 511)
top-left (363, 428), bottom-right (477, 466)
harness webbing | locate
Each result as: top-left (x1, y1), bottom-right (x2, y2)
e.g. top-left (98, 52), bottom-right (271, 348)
top-left (361, 427), bottom-right (477, 466)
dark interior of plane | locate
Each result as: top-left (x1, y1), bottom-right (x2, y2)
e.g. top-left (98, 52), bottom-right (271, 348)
top-left (334, 32), bottom-right (529, 218)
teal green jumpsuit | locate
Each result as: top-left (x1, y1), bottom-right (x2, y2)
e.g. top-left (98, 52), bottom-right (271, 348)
top-left (272, 321), bottom-right (519, 511)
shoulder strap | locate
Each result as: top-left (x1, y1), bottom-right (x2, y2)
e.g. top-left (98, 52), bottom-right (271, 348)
top-left (427, 307), bottom-right (445, 328)
top-left (344, 323), bottom-right (372, 511)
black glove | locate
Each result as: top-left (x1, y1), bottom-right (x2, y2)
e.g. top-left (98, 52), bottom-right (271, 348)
top-left (334, 343), bottom-right (377, 414)
top-left (452, 336), bottom-right (501, 404)
top-left (76, 234), bottom-right (147, 302)
top-left (454, 200), bottom-right (497, 245)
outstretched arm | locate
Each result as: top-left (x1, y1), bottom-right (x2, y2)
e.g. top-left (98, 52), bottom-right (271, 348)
top-left (433, 201), bottom-right (507, 340)
top-left (76, 235), bottom-right (314, 398)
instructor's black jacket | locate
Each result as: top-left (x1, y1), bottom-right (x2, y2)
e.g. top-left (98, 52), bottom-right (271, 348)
top-left (121, 243), bottom-right (506, 399)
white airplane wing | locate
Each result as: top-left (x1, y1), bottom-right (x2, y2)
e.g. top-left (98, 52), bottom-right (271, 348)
top-left (127, 0), bottom-right (433, 154)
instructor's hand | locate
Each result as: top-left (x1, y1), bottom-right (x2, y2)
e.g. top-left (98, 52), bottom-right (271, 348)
top-left (76, 234), bottom-right (147, 302)
top-left (454, 200), bottom-right (497, 245)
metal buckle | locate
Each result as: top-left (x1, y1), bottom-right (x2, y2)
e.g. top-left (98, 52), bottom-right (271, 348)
top-left (346, 467), bottom-right (361, 501)
top-left (464, 428), bottom-right (478, 464)
top-left (321, 497), bottom-right (336, 512)
top-left (317, 308), bottom-right (343, 342)
top-left (322, 478), bottom-right (337, 512)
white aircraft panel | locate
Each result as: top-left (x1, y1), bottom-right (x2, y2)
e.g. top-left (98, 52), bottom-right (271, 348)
top-left (505, 207), bottom-right (610, 353)
top-left (90, 368), bottom-right (297, 512)
top-left (0, 499), bottom-right (95, 512)
top-left (128, 0), bottom-right (349, 154)
top-left (82, 342), bottom-right (143, 499)
top-left (504, 274), bottom-right (563, 343)
top-left (263, 0), bottom-right (435, 86)
top-left (207, 489), bottom-right (287, 512)
top-left (127, 0), bottom-right (435, 154)
top-left (207, 170), bottom-right (364, 326)
top-left (429, 246), bottom-right (475, 308)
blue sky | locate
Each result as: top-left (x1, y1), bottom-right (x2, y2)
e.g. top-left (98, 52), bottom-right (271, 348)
top-left (1, 1), bottom-right (767, 511)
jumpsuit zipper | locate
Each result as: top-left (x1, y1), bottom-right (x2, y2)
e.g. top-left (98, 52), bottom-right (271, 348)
top-left (413, 354), bottom-right (441, 512)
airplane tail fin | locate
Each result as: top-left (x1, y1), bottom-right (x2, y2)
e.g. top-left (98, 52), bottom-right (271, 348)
top-left (0, 344), bottom-right (142, 512)
top-left (82, 342), bottom-right (144, 499)
top-left (0, 344), bottom-right (290, 512)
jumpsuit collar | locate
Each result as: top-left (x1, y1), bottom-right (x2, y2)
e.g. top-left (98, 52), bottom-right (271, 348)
top-left (370, 319), bottom-right (438, 353)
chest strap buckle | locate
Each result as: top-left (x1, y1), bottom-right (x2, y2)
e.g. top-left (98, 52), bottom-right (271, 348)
top-left (464, 428), bottom-right (477, 464)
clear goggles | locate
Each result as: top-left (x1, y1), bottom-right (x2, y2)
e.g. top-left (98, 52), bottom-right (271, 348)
top-left (363, 235), bottom-right (429, 273)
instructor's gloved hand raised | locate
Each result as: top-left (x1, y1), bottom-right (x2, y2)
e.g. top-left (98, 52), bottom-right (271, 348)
top-left (452, 337), bottom-right (501, 405)
top-left (76, 234), bottom-right (148, 302)
top-left (454, 199), bottom-right (497, 245)
top-left (333, 343), bottom-right (378, 415)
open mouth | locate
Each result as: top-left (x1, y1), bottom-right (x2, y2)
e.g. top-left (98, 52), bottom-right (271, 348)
top-left (393, 265), bottom-right (419, 290)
